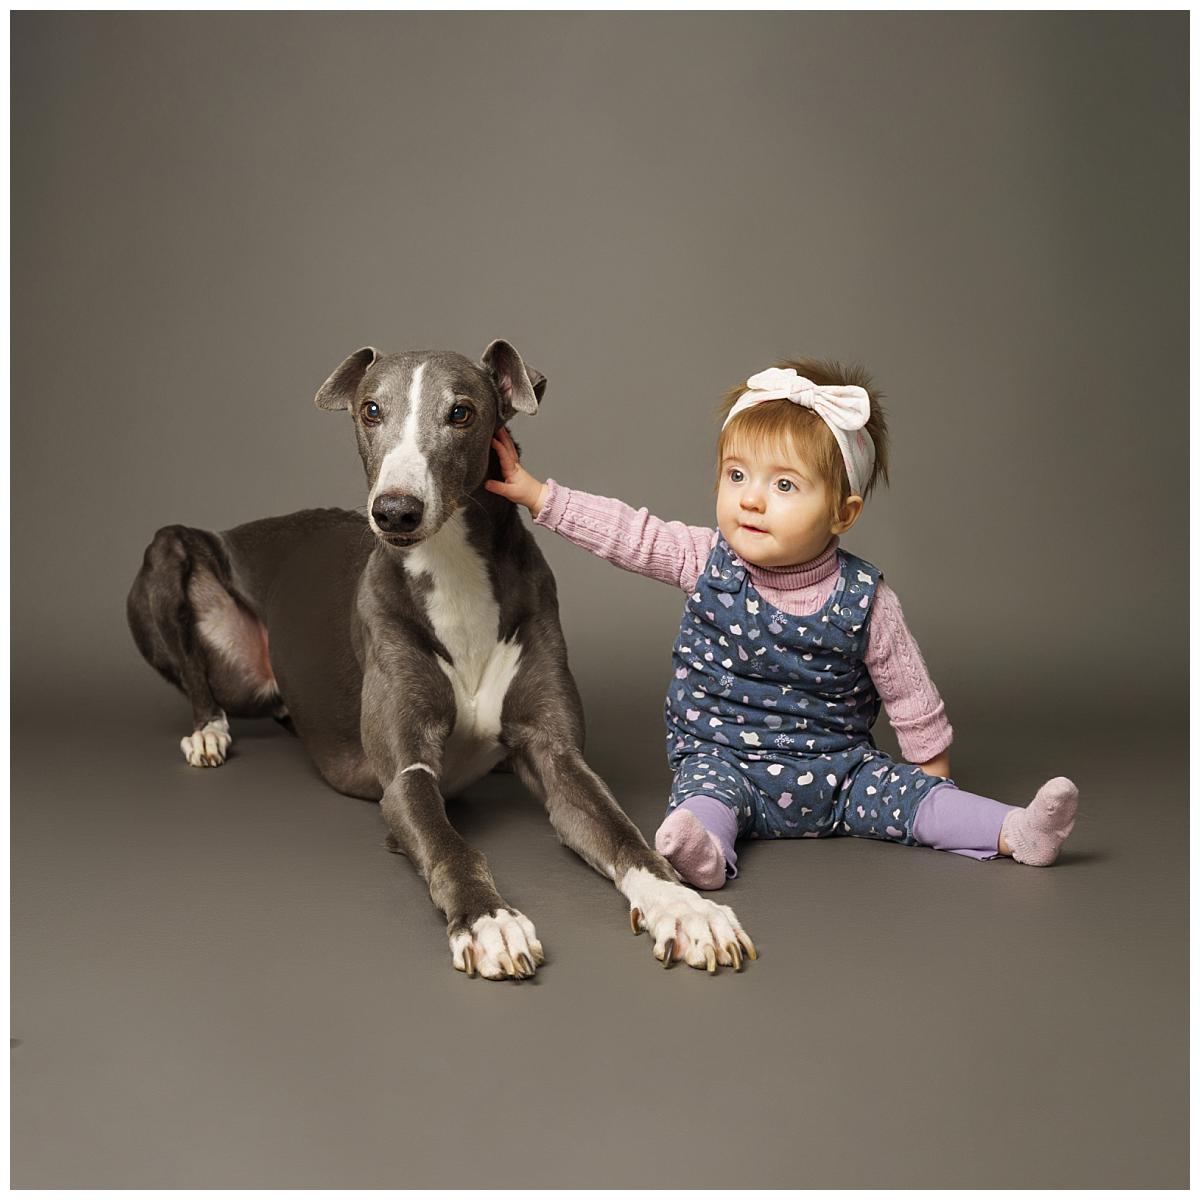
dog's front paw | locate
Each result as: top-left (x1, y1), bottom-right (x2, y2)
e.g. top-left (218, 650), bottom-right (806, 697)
top-left (449, 908), bottom-right (544, 981)
top-left (622, 867), bottom-right (756, 973)
top-left (180, 717), bottom-right (231, 767)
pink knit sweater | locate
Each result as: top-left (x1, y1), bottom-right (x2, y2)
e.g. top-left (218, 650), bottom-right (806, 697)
top-left (535, 480), bottom-right (953, 764)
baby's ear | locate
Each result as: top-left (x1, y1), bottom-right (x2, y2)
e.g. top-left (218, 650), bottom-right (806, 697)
top-left (831, 495), bottom-right (864, 535)
top-left (482, 339), bottom-right (546, 419)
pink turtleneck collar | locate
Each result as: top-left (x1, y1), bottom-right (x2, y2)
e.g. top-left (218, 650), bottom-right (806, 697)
top-left (742, 536), bottom-right (840, 593)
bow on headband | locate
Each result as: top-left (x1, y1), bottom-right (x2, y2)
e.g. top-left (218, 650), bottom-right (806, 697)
top-left (722, 367), bottom-right (876, 499)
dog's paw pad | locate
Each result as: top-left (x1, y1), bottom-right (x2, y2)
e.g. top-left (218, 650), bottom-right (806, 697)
top-left (449, 908), bottom-right (543, 980)
top-left (180, 718), bottom-right (231, 767)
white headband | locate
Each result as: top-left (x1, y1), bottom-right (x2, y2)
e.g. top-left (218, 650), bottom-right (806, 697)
top-left (722, 367), bottom-right (876, 498)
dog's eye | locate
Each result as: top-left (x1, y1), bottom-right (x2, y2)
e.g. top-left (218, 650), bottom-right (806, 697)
top-left (449, 402), bottom-right (475, 427)
top-left (361, 401), bottom-right (382, 426)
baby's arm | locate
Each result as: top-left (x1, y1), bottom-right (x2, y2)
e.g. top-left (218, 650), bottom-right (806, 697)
top-left (864, 582), bottom-right (953, 777)
top-left (486, 427), bottom-right (715, 590)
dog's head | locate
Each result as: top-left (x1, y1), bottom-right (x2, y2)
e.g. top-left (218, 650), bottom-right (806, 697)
top-left (315, 340), bottom-right (546, 547)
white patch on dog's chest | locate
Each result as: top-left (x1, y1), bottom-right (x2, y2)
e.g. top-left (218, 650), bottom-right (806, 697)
top-left (403, 513), bottom-right (522, 795)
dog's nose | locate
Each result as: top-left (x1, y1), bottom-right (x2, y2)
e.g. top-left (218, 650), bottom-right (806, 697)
top-left (372, 493), bottom-right (425, 535)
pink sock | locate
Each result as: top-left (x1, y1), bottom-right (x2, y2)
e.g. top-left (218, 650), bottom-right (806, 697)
top-left (655, 809), bottom-right (728, 890)
top-left (1001, 777), bottom-right (1079, 866)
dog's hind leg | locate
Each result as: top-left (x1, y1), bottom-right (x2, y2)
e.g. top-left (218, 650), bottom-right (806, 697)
top-left (127, 524), bottom-right (283, 766)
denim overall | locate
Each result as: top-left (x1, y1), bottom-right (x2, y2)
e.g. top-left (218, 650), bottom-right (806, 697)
top-left (664, 537), bottom-right (940, 843)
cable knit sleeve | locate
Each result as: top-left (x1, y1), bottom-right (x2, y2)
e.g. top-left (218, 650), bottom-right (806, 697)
top-left (864, 581), bottom-right (953, 763)
top-left (534, 479), bottom-right (717, 591)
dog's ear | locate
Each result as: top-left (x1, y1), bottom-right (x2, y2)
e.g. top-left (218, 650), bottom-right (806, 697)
top-left (482, 339), bottom-right (545, 419)
top-left (315, 347), bottom-right (378, 412)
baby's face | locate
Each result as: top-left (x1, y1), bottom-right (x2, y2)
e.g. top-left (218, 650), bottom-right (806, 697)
top-left (716, 445), bottom-right (845, 568)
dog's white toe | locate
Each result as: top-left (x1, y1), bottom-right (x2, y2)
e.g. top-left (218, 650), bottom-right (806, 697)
top-left (449, 908), bottom-right (544, 980)
top-left (180, 717), bottom-right (232, 767)
top-left (622, 867), bottom-right (756, 972)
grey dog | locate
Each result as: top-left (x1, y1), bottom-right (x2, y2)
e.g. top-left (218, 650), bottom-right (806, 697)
top-left (127, 340), bottom-right (755, 978)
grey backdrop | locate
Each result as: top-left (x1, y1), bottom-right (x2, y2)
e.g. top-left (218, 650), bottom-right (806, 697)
top-left (11, 11), bottom-right (1188, 1189)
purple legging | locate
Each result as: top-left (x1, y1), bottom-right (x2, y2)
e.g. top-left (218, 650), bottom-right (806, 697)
top-left (677, 782), bottom-right (1015, 867)
top-left (911, 783), bottom-right (1017, 859)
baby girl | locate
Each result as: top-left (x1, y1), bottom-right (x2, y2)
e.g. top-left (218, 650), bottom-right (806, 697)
top-left (487, 360), bottom-right (1078, 889)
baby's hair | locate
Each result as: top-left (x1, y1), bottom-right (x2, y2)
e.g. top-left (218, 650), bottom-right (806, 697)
top-left (716, 357), bottom-right (890, 516)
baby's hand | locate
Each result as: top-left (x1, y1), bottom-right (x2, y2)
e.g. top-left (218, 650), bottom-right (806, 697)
top-left (485, 425), bottom-right (549, 517)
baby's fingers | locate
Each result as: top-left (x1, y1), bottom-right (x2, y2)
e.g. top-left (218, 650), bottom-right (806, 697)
top-left (484, 478), bottom-right (519, 501)
top-left (491, 433), bottom-right (519, 473)
top-left (489, 439), bottom-right (510, 476)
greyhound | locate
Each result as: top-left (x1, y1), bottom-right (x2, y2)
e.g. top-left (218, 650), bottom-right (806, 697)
top-left (127, 340), bottom-right (756, 979)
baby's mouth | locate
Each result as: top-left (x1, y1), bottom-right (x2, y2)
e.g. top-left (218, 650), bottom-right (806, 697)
top-left (739, 523), bottom-right (769, 534)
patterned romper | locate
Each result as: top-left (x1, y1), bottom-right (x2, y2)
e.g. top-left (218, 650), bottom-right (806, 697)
top-left (665, 536), bottom-right (946, 845)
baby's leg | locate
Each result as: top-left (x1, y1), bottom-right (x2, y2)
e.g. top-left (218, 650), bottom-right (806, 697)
top-left (911, 783), bottom-right (1016, 860)
top-left (914, 778), bottom-right (1079, 866)
top-left (656, 798), bottom-right (737, 890)
top-left (837, 754), bottom-right (939, 845)
top-left (657, 756), bottom-right (753, 890)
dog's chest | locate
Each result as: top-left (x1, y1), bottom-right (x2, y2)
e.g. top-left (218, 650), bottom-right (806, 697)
top-left (403, 515), bottom-right (522, 794)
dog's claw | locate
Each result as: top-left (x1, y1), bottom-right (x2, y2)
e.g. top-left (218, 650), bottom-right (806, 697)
top-left (624, 878), bottom-right (752, 978)
top-left (452, 909), bottom-right (542, 981)
top-left (630, 907), bottom-right (642, 935)
top-left (181, 721), bottom-right (232, 768)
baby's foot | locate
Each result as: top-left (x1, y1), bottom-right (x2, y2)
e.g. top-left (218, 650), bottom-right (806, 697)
top-left (655, 809), bottom-right (727, 890)
top-left (1001, 777), bottom-right (1079, 866)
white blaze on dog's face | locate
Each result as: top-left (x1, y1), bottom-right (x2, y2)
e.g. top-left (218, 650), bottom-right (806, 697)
top-left (374, 359), bottom-right (432, 498)
top-left (313, 341), bottom-right (545, 547)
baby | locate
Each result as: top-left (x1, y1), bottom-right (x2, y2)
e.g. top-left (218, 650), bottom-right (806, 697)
top-left (487, 360), bottom-right (1078, 889)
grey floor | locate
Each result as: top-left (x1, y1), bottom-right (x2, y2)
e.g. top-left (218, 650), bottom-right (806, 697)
top-left (11, 676), bottom-right (1188, 1189)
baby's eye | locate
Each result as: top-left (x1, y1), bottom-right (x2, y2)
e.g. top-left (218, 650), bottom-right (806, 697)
top-left (728, 468), bottom-right (745, 483)
top-left (777, 479), bottom-right (795, 493)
